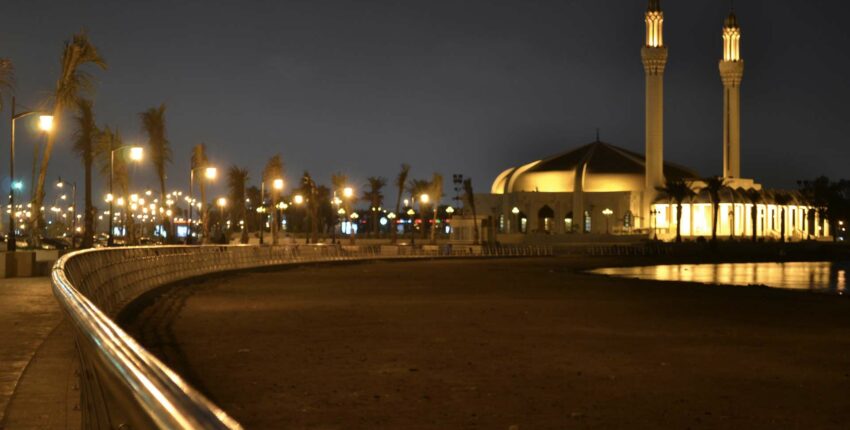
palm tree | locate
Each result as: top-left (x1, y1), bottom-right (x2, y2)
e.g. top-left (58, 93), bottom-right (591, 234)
top-left (429, 173), bottom-right (444, 244)
top-left (95, 127), bottom-right (131, 243)
top-left (263, 155), bottom-right (284, 244)
top-left (362, 176), bottom-right (386, 237)
top-left (33, 32), bottom-right (107, 243)
top-left (140, 104), bottom-right (171, 239)
top-left (71, 99), bottom-right (98, 248)
top-left (743, 188), bottom-right (762, 242)
top-left (656, 179), bottom-right (696, 243)
top-left (0, 58), bottom-right (14, 111)
top-left (463, 178), bottom-right (479, 244)
top-left (227, 166), bottom-right (249, 244)
top-left (701, 176), bottom-right (727, 243)
top-left (408, 178), bottom-right (432, 239)
top-left (391, 163), bottom-right (410, 244)
top-left (191, 143), bottom-right (209, 242)
top-left (774, 192), bottom-right (793, 243)
top-left (331, 173), bottom-right (350, 242)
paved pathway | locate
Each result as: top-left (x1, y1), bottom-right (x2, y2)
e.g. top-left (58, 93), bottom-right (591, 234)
top-left (0, 278), bottom-right (63, 427)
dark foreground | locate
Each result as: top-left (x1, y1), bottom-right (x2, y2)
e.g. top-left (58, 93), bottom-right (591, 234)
top-left (121, 258), bottom-right (850, 429)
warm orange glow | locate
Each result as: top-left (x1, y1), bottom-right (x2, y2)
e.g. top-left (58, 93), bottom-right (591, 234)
top-left (645, 11), bottom-right (664, 48)
top-left (293, 194), bottom-right (304, 205)
top-left (272, 178), bottom-right (284, 190)
top-left (723, 26), bottom-right (741, 61)
top-left (38, 115), bottom-right (54, 132)
top-left (129, 146), bottom-right (144, 161)
top-left (205, 167), bottom-right (218, 180)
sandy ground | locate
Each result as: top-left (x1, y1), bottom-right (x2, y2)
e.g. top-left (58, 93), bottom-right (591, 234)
top-left (121, 258), bottom-right (850, 429)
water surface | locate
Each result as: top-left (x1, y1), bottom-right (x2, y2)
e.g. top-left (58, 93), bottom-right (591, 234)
top-left (593, 261), bottom-right (848, 294)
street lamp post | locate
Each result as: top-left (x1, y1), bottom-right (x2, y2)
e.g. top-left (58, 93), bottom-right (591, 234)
top-left (407, 208), bottom-right (416, 246)
top-left (419, 193), bottom-right (429, 241)
top-left (349, 212), bottom-right (359, 244)
top-left (272, 178), bottom-right (283, 245)
top-left (445, 206), bottom-right (455, 237)
top-left (217, 197), bottom-right (227, 238)
top-left (342, 186), bottom-right (354, 244)
top-left (258, 180), bottom-right (265, 245)
top-left (602, 208), bottom-right (614, 235)
top-left (108, 146), bottom-right (143, 247)
top-left (331, 193), bottom-right (341, 244)
top-left (8, 97), bottom-right (53, 251)
top-left (387, 212), bottom-right (396, 242)
top-left (293, 194), bottom-right (305, 243)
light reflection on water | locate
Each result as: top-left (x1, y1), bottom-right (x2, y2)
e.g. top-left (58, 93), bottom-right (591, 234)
top-left (593, 261), bottom-right (849, 294)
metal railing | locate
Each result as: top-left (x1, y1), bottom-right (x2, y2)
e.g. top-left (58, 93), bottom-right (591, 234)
top-left (51, 244), bottom-right (552, 429)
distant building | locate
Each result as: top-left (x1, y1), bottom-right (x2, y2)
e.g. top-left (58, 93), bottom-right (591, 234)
top-left (471, 0), bottom-right (828, 242)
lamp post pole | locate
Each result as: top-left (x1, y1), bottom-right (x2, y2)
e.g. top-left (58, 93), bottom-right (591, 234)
top-left (188, 166), bottom-right (194, 244)
top-left (8, 98), bottom-right (52, 251)
top-left (107, 146), bottom-right (143, 247)
top-left (258, 181), bottom-right (265, 245)
top-left (8, 97), bottom-right (17, 252)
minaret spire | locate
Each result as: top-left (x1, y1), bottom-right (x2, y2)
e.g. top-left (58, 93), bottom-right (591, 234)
top-left (648, 0), bottom-right (662, 12)
top-left (720, 3), bottom-right (744, 178)
top-left (642, 0), bottom-right (668, 229)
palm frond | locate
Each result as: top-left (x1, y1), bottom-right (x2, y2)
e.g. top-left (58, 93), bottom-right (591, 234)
top-left (262, 154), bottom-right (284, 183)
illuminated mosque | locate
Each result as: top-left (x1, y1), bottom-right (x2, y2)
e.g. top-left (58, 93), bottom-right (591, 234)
top-left (475, 0), bottom-right (828, 242)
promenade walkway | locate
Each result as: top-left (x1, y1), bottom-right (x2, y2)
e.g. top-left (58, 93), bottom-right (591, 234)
top-left (0, 278), bottom-right (64, 429)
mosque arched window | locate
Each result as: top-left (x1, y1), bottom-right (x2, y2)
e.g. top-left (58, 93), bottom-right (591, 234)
top-left (538, 206), bottom-right (554, 233)
top-left (564, 211), bottom-right (574, 233)
top-left (624, 210), bottom-right (634, 229)
top-left (518, 212), bottom-right (528, 234)
top-left (584, 210), bottom-right (592, 233)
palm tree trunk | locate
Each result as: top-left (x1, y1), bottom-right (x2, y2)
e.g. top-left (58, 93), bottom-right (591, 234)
top-left (81, 158), bottom-right (94, 248)
top-left (751, 206), bottom-right (757, 242)
top-left (675, 202), bottom-right (683, 243)
top-left (711, 203), bottom-right (719, 243)
top-left (310, 205), bottom-right (319, 244)
top-left (200, 181), bottom-right (208, 242)
top-left (392, 187), bottom-right (403, 244)
top-left (32, 109), bottom-right (62, 245)
top-left (430, 207), bottom-right (438, 244)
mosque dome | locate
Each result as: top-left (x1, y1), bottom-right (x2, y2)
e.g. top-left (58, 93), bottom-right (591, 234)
top-left (491, 141), bottom-right (698, 195)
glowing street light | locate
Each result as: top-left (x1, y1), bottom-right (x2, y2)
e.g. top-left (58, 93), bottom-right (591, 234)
top-left (38, 115), bottom-right (54, 132)
top-left (8, 97), bottom-right (54, 251)
top-left (343, 187), bottom-right (354, 199)
top-left (108, 145), bottom-right (144, 246)
top-left (602, 208), bottom-right (614, 234)
top-left (205, 167), bottom-right (217, 180)
top-left (129, 146), bottom-right (144, 161)
top-left (420, 193), bottom-right (430, 205)
top-left (293, 194), bottom-right (304, 205)
top-left (273, 178), bottom-right (284, 191)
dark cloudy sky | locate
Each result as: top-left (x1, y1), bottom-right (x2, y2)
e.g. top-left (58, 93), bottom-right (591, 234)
top-left (1, 0), bottom-right (848, 204)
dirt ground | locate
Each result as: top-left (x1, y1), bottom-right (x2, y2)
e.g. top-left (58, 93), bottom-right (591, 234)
top-left (121, 258), bottom-right (850, 429)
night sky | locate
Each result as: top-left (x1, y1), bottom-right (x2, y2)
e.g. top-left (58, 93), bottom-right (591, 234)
top-left (1, 0), bottom-right (848, 203)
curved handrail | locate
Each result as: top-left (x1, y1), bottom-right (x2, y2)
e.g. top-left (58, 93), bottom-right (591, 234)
top-left (52, 244), bottom-right (552, 429)
top-left (53, 247), bottom-right (246, 429)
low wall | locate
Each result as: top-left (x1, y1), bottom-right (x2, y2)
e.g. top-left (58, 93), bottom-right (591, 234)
top-left (52, 244), bottom-right (551, 429)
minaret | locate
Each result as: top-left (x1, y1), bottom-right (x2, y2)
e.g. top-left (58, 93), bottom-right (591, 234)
top-left (642, 0), bottom-right (667, 220)
top-left (719, 7), bottom-right (744, 178)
